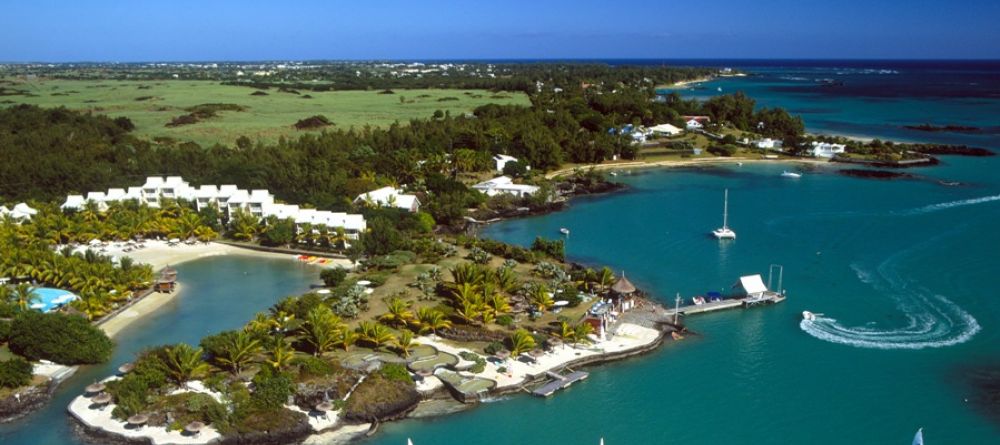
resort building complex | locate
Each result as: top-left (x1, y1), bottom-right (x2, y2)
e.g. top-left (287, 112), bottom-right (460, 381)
top-left (61, 176), bottom-right (367, 237)
top-left (0, 202), bottom-right (38, 221)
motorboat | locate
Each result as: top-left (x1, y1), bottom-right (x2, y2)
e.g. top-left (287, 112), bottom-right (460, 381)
top-left (802, 310), bottom-right (818, 321)
top-left (781, 171), bottom-right (802, 178)
top-left (692, 296), bottom-right (706, 305)
top-left (711, 189), bottom-right (736, 239)
top-left (559, 227), bottom-right (570, 235)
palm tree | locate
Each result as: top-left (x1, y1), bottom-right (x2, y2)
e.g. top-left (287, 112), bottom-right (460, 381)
top-left (266, 341), bottom-right (297, 370)
top-left (245, 312), bottom-right (274, 336)
top-left (493, 267), bottom-right (519, 294)
top-left (449, 263), bottom-right (485, 286)
top-left (302, 306), bottom-right (341, 356)
top-left (527, 284), bottom-right (555, 312)
top-left (357, 321), bottom-right (396, 350)
top-left (509, 329), bottom-right (536, 357)
top-left (380, 297), bottom-right (415, 327)
top-left (163, 343), bottom-right (209, 385)
top-left (215, 331), bottom-right (261, 375)
top-left (454, 299), bottom-right (482, 325)
top-left (415, 307), bottom-right (451, 334)
top-left (572, 322), bottom-right (595, 345)
top-left (335, 329), bottom-right (359, 351)
top-left (12, 283), bottom-right (38, 311)
top-left (556, 321), bottom-right (575, 342)
top-left (597, 267), bottom-right (615, 293)
top-left (449, 282), bottom-right (480, 306)
top-left (393, 330), bottom-right (419, 358)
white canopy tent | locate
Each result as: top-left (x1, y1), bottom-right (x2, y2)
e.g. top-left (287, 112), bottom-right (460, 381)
top-left (735, 274), bottom-right (768, 298)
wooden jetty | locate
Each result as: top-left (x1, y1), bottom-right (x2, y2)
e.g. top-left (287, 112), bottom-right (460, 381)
top-left (664, 292), bottom-right (785, 317)
top-left (532, 370), bottom-right (589, 397)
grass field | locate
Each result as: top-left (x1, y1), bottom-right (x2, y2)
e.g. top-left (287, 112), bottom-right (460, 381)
top-left (0, 78), bottom-right (530, 146)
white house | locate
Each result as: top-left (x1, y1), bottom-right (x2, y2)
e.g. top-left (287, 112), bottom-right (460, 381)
top-left (649, 123), bottom-right (682, 137)
top-left (755, 138), bottom-right (783, 151)
top-left (354, 187), bottom-right (420, 212)
top-left (685, 119), bottom-right (704, 130)
top-left (1, 203), bottom-right (37, 221)
top-left (472, 176), bottom-right (540, 198)
top-left (810, 141), bottom-right (846, 158)
top-left (493, 154), bottom-right (521, 173)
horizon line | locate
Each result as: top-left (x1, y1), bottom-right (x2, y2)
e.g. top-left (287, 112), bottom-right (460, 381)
top-left (3, 57), bottom-right (1000, 65)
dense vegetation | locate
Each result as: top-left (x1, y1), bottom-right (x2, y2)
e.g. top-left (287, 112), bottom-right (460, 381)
top-left (0, 357), bottom-right (33, 389)
top-left (8, 311), bottom-right (114, 364)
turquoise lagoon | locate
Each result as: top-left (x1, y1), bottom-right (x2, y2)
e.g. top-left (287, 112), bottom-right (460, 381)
top-left (0, 256), bottom-right (319, 445)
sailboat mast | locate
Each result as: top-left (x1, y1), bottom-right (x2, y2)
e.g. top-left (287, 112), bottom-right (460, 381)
top-left (722, 189), bottom-right (729, 229)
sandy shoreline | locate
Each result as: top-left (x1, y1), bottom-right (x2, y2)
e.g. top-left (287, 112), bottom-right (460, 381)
top-left (94, 241), bottom-right (353, 338)
top-left (546, 156), bottom-right (829, 179)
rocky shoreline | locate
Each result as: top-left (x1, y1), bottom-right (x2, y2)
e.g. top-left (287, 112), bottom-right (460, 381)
top-left (0, 379), bottom-right (60, 424)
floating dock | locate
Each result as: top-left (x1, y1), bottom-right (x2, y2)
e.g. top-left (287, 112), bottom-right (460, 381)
top-left (532, 370), bottom-right (589, 397)
top-left (665, 292), bottom-right (785, 317)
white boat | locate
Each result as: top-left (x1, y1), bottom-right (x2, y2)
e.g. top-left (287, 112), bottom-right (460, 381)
top-left (802, 311), bottom-right (816, 321)
top-left (781, 171), bottom-right (802, 178)
top-left (559, 228), bottom-right (570, 235)
top-left (912, 428), bottom-right (924, 445)
top-left (711, 189), bottom-right (736, 239)
top-left (692, 296), bottom-right (706, 305)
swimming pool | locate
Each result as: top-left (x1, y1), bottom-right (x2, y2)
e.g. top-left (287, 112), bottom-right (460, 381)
top-left (29, 287), bottom-right (78, 312)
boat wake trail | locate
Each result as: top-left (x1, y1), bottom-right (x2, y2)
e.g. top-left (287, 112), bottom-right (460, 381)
top-left (800, 240), bottom-right (981, 350)
top-left (900, 194), bottom-right (1000, 216)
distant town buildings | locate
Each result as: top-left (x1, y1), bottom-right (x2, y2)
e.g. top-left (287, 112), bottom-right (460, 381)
top-left (472, 176), bottom-right (540, 198)
top-left (354, 187), bottom-right (421, 212)
top-left (61, 176), bottom-right (367, 238)
top-left (754, 138), bottom-right (784, 150)
top-left (683, 115), bottom-right (711, 130)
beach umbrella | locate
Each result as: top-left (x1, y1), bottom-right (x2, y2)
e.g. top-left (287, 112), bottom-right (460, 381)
top-left (185, 421), bottom-right (206, 435)
top-left (127, 414), bottom-right (149, 426)
top-left (416, 369), bottom-right (434, 378)
top-left (118, 363), bottom-right (135, 374)
top-left (91, 393), bottom-right (112, 406)
top-left (529, 348), bottom-right (545, 358)
top-left (548, 337), bottom-right (564, 348)
top-left (495, 349), bottom-right (511, 360)
top-left (315, 402), bottom-right (334, 413)
top-left (85, 382), bottom-right (106, 394)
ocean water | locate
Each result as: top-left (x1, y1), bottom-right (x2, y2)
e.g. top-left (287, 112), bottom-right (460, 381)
top-left (365, 61), bottom-right (1000, 445)
top-left (0, 256), bottom-right (318, 445)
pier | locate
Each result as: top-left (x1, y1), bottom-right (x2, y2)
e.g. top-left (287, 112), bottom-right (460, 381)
top-left (531, 370), bottom-right (590, 397)
top-left (664, 292), bottom-right (785, 317)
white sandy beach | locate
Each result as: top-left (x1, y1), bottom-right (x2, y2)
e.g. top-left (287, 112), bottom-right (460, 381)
top-left (419, 322), bottom-right (662, 391)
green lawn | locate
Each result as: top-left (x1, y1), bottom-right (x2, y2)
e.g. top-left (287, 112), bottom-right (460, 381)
top-left (0, 78), bottom-right (529, 146)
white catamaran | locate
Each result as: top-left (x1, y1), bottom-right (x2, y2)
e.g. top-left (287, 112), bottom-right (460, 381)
top-left (712, 189), bottom-right (736, 239)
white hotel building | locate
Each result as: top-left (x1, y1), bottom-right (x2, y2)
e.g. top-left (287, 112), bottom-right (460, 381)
top-left (62, 176), bottom-right (366, 238)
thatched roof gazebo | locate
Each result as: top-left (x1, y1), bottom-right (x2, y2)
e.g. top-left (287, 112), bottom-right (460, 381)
top-left (610, 273), bottom-right (636, 295)
top-left (184, 421), bottom-right (206, 437)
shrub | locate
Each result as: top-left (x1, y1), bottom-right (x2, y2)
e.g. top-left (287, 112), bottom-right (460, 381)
top-left (8, 312), bottom-right (114, 365)
top-left (531, 237), bottom-right (565, 261)
top-left (707, 144), bottom-right (737, 157)
top-left (0, 320), bottom-right (10, 342)
top-left (496, 315), bottom-right (514, 327)
top-left (0, 357), bottom-right (32, 388)
top-left (294, 356), bottom-right (335, 378)
top-left (468, 361), bottom-right (486, 374)
top-left (108, 348), bottom-right (169, 418)
top-left (251, 367), bottom-right (294, 410)
top-left (320, 267), bottom-right (348, 287)
top-left (379, 363), bottom-right (413, 384)
top-left (458, 351), bottom-right (479, 362)
top-left (484, 341), bottom-right (504, 355)
top-left (466, 247), bottom-right (492, 264)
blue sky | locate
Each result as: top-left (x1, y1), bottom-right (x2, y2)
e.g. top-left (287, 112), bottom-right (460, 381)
top-left (2, 0), bottom-right (998, 61)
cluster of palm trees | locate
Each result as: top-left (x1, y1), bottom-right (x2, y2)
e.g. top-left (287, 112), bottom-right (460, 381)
top-left (1, 219), bottom-right (154, 319)
top-left (26, 200), bottom-right (218, 244)
top-left (444, 263), bottom-right (521, 326)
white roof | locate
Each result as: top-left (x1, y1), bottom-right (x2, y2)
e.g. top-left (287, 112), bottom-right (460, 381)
top-left (475, 176), bottom-right (514, 188)
top-left (195, 185), bottom-right (219, 197)
top-left (106, 188), bottom-right (127, 201)
top-left (62, 195), bottom-right (86, 209)
top-left (494, 154), bottom-right (517, 162)
top-left (650, 123), bottom-right (682, 134)
top-left (86, 191), bottom-right (107, 202)
top-left (738, 275), bottom-right (768, 295)
top-left (10, 203), bottom-right (37, 219)
top-left (143, 176), bottom-right (165, 187)
top-left (355, 186), bottom-right (419, 210)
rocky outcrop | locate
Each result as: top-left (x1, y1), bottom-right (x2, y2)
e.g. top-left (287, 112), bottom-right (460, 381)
top-left (0, 380), bottom-right (57, 424)
top-left (220, 417), bottom-right (312, 445)
top-left (342, 378), bottom-right (421, 423)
